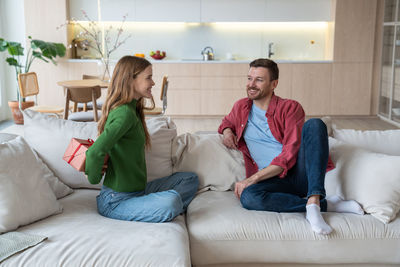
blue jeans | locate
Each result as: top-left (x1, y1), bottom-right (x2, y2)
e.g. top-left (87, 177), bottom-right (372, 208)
top-left (240, 118), bottom-right (329, 212)
top-left (96, 172), bottom-right (199, 222)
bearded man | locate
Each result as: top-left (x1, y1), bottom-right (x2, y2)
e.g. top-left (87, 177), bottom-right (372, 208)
top-left (218, 58), bottom-right (364, 235)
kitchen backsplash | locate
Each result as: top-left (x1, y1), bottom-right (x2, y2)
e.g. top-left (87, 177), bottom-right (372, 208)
top-left (70, 21), bottom-right (334, 61)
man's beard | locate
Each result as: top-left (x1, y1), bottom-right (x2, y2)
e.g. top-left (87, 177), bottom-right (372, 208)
top-left (247, 87), bottom-right (267, 100)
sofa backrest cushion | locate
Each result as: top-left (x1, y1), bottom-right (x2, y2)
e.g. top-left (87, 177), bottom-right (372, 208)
top-left (332, 128), bottom-right (400, 156)
top-left (145, 116), bottom-right (176, 182)
top-left (0, 133), bottom-right (73, 199)
top-left (0, 136), bottom-right (63, 233)
top-left (326, 137), bottom-right (400, 224)
top-left (172, 133), bottom-right (245, 192)
top-left (23, 110), bottom-right (176, 189)
top-left (23, 110), bottom-right (99, 189)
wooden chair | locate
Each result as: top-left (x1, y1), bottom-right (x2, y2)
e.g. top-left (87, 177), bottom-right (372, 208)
top-left (17, 72), bottom-right (64, 116)
top-left (144, 75), bottom-right (168, 116)
top-left (64, 86), bottom-right (102, 122)
top-left (76, 74), bottom-right (104, 111)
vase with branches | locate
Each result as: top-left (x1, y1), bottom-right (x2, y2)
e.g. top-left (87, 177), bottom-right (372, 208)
top-left (59, 10), bottom-right (131, 81)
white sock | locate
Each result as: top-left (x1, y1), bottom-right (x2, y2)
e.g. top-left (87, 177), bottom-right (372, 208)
top-left (326, 195), bottom-right (364, 215)
top-left (306, 204), bottom-right (332, 235)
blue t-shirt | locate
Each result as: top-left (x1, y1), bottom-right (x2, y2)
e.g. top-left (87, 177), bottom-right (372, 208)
top-left (244, 104), bottom-right (283, 170)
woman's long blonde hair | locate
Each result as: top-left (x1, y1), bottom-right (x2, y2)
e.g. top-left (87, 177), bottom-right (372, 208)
top-left (98, 56), bottom-right (152, 147)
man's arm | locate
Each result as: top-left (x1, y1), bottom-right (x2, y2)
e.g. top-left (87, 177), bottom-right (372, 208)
top-left (222, 128), bottom-right (238, 149)
top-left (234, 165), bottom-right (283, 199)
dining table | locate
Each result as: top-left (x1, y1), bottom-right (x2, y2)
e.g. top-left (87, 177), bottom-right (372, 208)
top-left (57, 79), bottom-right (109, 89)
top-left (57, 79), bottom-right (110, 117)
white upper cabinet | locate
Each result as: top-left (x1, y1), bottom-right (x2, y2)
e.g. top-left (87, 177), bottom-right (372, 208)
top-left (100, 0), bottom-right (136, 21)
top-left (135, 0), bottom-right (201, 22)
top-left (70, 0), bottom-right (333, 22)
top-left (69, 0), bottom-right (98, 21)
top-left (265, 0), bottom-right (333, 22)
top-left (201, 0), bottom-right (267, 22)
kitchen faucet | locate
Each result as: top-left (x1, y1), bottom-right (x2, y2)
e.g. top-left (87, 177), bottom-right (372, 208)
top-left (268, 42), bottom-right (274, 58)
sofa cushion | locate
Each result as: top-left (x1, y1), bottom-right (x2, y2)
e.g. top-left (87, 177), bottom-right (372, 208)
top-left (0, 133), bottom-right (18, 143)
top-left (187, 191), bottom-right (400, 266)
top-left (172, 133), bottom-right (245, 192)
top-left (23, 110), bottom-right (99, 189)
top-left (0, 133), bottom-right (73, 199)
top-left (0, 136), bottom-right (63, 233)
top-left (327, 137), bottom-right (400, 224)
top-left (1, 189), bottom-right (191, 267)
top-left (332, 128), bottom-right (400, 156)
top-left (23, 110), bottom-right (176, 188)
top-left (145, 116), bottom-right (176, 181)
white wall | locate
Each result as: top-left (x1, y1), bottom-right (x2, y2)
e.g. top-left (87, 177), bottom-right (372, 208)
top-left (0, 0), bottom-right (26, 121)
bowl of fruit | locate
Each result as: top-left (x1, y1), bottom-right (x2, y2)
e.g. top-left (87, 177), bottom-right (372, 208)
top-left (150, 50), bottom-right (166, 60)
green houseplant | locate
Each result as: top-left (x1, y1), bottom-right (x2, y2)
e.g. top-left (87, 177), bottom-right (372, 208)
top-left (0, 36), bottom-right (66, 124)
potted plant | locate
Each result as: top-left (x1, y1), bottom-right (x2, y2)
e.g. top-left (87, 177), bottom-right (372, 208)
top-left (0, 36), bottom-right (66, 124)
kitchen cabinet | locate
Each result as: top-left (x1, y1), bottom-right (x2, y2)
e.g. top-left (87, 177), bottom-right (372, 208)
top-left (100, 0), bottom-right (136, 21)
top-left (379, 0), bottom-right (400, 125)
top-left (134, 0), bottom-right (201, 22)
top-left (70, 0), bottom-right (332, 22)
top-left (69, 0), bottom-right (98, 20)
top-left (265, 0), bottom-right (332, 22)
top-left (202, 0), bottom-right (332, 22)
top-left (201, 0), bottom-right (266, 22)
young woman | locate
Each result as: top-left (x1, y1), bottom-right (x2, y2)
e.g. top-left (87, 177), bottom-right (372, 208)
top-left (85, 55), bottom-right (199, 223)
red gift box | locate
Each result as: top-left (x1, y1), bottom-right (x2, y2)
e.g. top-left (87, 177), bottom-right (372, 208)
top-left (63, 138), bottom-right (94, 172)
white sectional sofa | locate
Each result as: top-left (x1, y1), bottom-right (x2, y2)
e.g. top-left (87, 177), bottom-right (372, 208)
top-left (1, 110), bottom-right (400, 267)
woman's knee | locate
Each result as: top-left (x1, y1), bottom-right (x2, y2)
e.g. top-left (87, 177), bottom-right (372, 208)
top-left (158, 191), bottom-right (184, 222)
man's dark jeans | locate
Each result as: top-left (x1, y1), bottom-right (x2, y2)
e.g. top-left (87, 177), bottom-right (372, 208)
top-left (240, 118), bottom-right (329, 212)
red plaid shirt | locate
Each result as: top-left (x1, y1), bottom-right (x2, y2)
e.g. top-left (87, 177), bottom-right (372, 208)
top-left (218, 94), bottom-right (334, 178)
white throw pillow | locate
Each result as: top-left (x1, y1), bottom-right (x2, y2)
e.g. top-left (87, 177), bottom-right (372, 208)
top-left (0, 133), bottom-right (73, 199)
top-left (172, 133), bottom-right (245, 192)
top-left (23, 110), bottom-right (99, 189)
top-left (0, 136), bottom-right (62, 233)
top-left (23, 110), bottom-right (176, 188)
top-left (145, 116), bottom-right (177, 181)
top-left (326, 137), bottom-right (400, 224)
top-left (333, 128), bottom-right (400, 156)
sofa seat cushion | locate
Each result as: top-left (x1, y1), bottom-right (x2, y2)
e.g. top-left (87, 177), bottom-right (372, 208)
top-left (2, 189), bottom-right (191, 267)
top-left (187, 191), bottom-right (400, 266)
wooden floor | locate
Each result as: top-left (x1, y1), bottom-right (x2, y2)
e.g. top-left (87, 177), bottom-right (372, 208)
top-left (171, 115), bottom-right (399, 135)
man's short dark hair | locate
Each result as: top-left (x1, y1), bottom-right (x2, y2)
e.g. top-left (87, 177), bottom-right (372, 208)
top-left (249, 58), bottom-right (279, 81)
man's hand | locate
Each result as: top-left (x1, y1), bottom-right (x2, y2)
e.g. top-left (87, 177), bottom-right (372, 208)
top-left (222, 128), bottom-right (238, 149)
top-left (234, 178), bottom-right (256, 199)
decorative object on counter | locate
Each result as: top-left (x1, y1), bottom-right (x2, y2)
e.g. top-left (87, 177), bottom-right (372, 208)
top-left (134, 53), bottom-right (145, 58)
top-left (58, 10), bottom-right (131, 81)
top-left (225, 52), bottom-right (234, 60)
top-left (150, 50), bottom-right (166, 60)
top-left (201, 46), bottom-right (214, 61)
top-left (0, 36), bottom-right (66, 124)
top-left (70, 38), bottom-right (90, 59)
